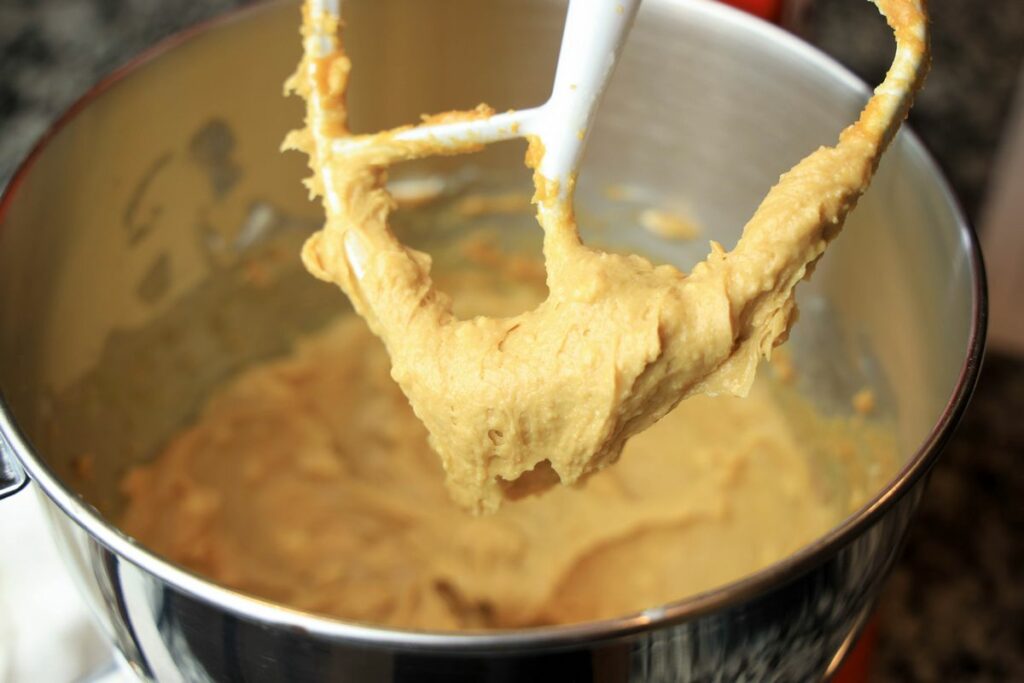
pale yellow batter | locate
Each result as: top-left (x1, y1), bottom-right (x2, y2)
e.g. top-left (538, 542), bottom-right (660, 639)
top-left (284, 0), bottom-right (928, 513)
top-left (120, 264), bottom-right (897, 630)
top-left (117, 0), bottom-right (924, 634)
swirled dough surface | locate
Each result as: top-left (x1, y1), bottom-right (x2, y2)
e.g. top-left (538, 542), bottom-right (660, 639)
top-left (120, 266), bottom-right (897, 630)
top-left (286, 0), bottom-right (926, 513)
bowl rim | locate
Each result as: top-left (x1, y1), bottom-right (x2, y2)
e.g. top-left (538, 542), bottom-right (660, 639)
top-left (0, 0), bottom-right (987, 652)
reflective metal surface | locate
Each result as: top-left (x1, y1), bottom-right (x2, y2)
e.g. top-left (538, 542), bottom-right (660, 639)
top-left (0, 0), bottom-right (985, 681)
top-left (44, 486), bottom-right (924, 681)
top-left (0, 430), bottom-right (27, 499)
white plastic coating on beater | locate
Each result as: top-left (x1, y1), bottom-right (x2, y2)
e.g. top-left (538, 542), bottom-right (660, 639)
top-left (307, 0), bottom-right (358, 273)
top-left (314, 1), bottom-right (643, 276)
top-left (531, 0), bottom-right (641, 192)
top-left (330, 108), bottom-right (538, 157)
top-left (308, 0), bottom-right (341, 58)
top-left (328, 0), bottom-right (642, 203)
top-left (344, 231), bottom-right (367, 279)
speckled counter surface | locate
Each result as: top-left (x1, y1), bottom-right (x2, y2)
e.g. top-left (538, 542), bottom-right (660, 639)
top-left (1, 1), bottom-right (1021, 681)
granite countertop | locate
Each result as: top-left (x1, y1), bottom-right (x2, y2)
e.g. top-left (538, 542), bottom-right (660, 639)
top-left (0, 1), bottom-right (1021, 681)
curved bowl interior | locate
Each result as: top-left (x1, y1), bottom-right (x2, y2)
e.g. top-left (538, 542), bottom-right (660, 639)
top-left (0, 0), bottom-right (979, 638)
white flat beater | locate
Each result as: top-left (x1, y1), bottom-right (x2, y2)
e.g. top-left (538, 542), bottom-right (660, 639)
top-left (305, 0), bottom-right (643, 275)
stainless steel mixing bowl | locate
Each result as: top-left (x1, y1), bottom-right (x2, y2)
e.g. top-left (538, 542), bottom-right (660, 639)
top-left (0, 0), bottom-right (984, 680)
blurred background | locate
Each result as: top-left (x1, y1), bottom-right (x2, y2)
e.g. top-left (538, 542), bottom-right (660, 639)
top-left (0, 0), bottom-right (1020, 681)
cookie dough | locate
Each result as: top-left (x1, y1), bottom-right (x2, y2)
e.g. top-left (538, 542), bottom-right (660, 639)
top-left (284, 0), bottom-right (927, 513)
top-left (120, 266), bottom-right (897, 630)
